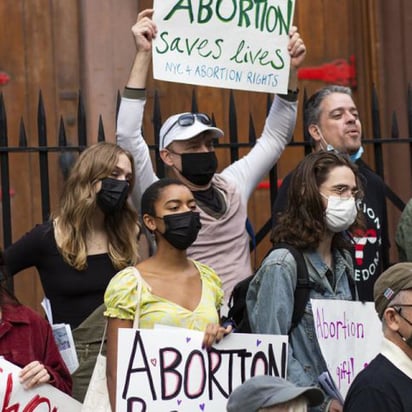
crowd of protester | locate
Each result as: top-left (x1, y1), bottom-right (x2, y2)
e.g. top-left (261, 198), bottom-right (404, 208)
top-left (2, 8), bottom-right (412, 412)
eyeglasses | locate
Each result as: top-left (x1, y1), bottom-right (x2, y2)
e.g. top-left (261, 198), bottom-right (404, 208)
top-left (391, 305), bottom-right (412, 327)
top-left (161, 113), bottom-right (212, 148)
top-left (325, 185), bottom-right (360, 200)
top-left (391, 304), bottom-right (412, 310)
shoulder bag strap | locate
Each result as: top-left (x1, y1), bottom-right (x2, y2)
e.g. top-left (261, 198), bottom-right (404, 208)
top-left (132, 267), bottom-right (144, 329)
top-left (97, 321), bottom-right (108, 355)
top-left (97, 267), bottom-right (143, 354)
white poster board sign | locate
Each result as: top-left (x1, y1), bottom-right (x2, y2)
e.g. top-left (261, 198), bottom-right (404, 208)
top-left (0, 358), bottom-right (81, 411)
top-left (153, 0), bottom-right (296, 93)
top-left (311, 299), bottom-right (383, 399)
top-left (116, 328), bottom-right (288, 411)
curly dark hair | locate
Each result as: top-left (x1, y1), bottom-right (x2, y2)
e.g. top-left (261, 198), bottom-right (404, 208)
top-left (271, 151), bottom-right (364, 250)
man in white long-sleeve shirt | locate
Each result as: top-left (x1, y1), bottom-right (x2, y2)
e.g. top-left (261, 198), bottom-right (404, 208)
top-left (117, 9), bottom-right (306, 304)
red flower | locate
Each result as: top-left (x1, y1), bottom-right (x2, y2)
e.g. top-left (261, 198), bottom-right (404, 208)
top-left (0, 72), bottom-right (10, 85)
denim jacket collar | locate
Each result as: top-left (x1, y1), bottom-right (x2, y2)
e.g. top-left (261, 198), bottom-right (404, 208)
top-left (305, 249), bottom-right (352, 293)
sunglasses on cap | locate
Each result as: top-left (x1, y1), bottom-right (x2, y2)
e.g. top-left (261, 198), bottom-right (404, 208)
top-left (161, 113), bottom-right (212, 149)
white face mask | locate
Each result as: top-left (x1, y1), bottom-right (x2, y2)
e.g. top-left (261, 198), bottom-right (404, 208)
top-left (321, 194), bottom-right (357, 232)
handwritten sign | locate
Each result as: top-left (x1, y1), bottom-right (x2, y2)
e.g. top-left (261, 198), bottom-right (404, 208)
top-left (116, 328), bottom-right (288, 411)
top-left (0, 358), bottom-right (81, 411)
top-left (311, 299), bottom-right (383, 399)
top-left (153, 0), bottom-right (296, 93)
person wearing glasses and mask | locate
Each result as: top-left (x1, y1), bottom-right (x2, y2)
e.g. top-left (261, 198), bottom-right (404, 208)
top-left (272, 85), bottom-right (390, 303)
top-left (247, 152), bottom-right (363, 412)
top-left (116, 9), bottom-right (307, 305)
top-left (104, 178), bottom-right (231, 410)
top-left (344, 262), bottom-right (412, 412)
top-left (3, 142), bottom-right (140, 401)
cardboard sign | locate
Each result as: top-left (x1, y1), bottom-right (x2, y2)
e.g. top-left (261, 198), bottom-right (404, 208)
top-left (311, 299), bottom-right (383, 399)
top-left (0, 358), bottom-right (81, 411)
top-left (116, 328), bottom-right (288, 411)
top-left (153, 0), bottom-right (296, 93)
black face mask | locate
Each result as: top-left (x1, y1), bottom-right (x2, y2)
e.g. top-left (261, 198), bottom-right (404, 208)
top-left (96, 178), bottom-right (129, 215)
top-left (158, 211), bottom-right (202, 250)
top-left (179, 152), bottom-right (218, 186)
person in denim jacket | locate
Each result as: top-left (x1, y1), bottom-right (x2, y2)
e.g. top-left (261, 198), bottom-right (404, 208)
top-left (247, 152), bottom-right (363, 412)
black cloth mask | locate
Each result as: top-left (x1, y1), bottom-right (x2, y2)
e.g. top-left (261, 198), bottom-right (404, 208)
top-left (96, 177), bottom-right (129, 215)
top-left (158, 211), bottom-right (202, 250)
top-left (179, 152), bottom-right (218, 186)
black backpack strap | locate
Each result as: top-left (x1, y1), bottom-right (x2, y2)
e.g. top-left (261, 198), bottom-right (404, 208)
top-left (348, 274), bottom-right (357, 300)
top-left (271, 243), bottom-right (310, 333)
top-left (340, 249), bottom-right (358, 301)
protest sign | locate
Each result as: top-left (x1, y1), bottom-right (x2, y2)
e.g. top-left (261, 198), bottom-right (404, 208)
top-left (0, 358), bottom-right (81, 411)
top-left (311, 299), bottom-right (383, 399)
top-left (153, 0), bottom-right (296, 93)
top-left (116, 328), bottom-right (288, 411)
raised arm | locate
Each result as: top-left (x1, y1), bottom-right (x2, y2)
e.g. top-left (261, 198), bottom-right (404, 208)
top-left (117, 9), bottom-right (159, 209)
top-left (221, 27), bottom-right (306, 203)
top-left (127, 9), bottom-right (156, 89)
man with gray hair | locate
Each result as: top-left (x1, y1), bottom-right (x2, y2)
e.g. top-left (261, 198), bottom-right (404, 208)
top-left (272, 85), bottom-right (389, 302)
top-left (344, 262), bottom-right (412, 411)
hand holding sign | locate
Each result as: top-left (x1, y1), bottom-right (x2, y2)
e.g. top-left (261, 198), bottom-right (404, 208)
top-left (128, 9), bottom-right (158, 89)
top-left (0, 358), bottom-right (81, 411)
top-left (202, 322), bottom-right (233, 349)
top-left (288, 26), bottom-right (306, 70)
top-left (19, 360), bottom-right (51, 390)
top-left (132, 9), bottom-right (157, 53)
top-left (285, 25), bottom-right (306, 92)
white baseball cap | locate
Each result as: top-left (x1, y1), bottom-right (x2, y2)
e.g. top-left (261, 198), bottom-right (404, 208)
top-left (159, 112), bottom-right (224, 150)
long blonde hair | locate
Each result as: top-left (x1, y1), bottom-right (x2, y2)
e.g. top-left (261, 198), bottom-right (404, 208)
top-left (52, 142), bottom-right (140, 270)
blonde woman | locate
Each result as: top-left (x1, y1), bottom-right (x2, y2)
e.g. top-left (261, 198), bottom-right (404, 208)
top-left (4, 142), bottom-right (140, 401)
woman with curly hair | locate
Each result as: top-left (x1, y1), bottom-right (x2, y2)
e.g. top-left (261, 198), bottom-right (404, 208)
top-left (4, 142), bottom-right (140, 401)
top-left (247, 151), bottom-right (364, 412)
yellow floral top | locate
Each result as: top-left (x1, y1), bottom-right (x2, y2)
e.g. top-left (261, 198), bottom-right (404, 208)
top-left (104, 260), bottom-right (223, 331)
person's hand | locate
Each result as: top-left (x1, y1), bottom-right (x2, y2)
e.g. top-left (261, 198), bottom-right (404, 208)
top-left (132, 9), bottom-right (158, 52)
top-left (288, 26), bottom-right (306, 69)
top-left (328, 399), bottom-right (343, 412)
top-left (202, 323), bottom-right (233, 349)
top-left (19, 360), bottom-right (51, 389)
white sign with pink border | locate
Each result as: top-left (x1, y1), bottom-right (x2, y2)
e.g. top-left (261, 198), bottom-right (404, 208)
top-left (116, 328), bottom-right (288, 411)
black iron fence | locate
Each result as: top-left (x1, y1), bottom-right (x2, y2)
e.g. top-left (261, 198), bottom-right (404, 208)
top-left (1, 85), bottom-right (412, 256)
